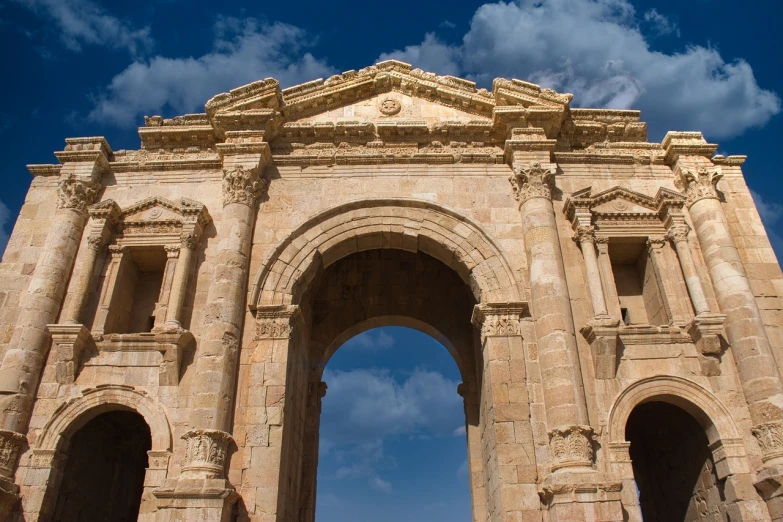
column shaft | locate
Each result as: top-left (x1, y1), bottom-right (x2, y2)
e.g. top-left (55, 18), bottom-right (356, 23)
top-left (60, 236), bottom-right (103, 324)
top-left (163, 240), bottom-right (194, 328)
top-left (575, 229), bottom-right (609, 318)
top-left (669, 227), bottom-right (711, 315)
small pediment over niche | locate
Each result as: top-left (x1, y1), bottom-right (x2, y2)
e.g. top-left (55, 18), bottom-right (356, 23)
top-left (564, 186), bottom-right (685, 221)
top-left (120, 197), bottom-right (210, 225)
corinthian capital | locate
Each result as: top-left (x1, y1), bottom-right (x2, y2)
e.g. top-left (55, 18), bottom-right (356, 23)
top-left (676, 166), bottom-right (723, 207)
top-left (509, 162), bottom-right (557, 205)
top-left (667, 223), bottom-right (691, 244)
top-left (548, 425), bottom-right (595, 471)
top-left (572, 225), bottom-right (596, 245)
top-left (222, 165), bottom-right (267, 207)
top-left (0, 430), bottom-right (25, 478)
top-left (752, 420), bottom-right (783, 463)
top-left (57, 173), bottom-right (101, 212)
top-left (181, 429), bottom-right (233, 478)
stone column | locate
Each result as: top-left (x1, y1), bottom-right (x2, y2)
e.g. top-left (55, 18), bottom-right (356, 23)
top-left (573, 226), bottom-right (610, 319)
top-left (154, 135), bottom-right (269, 518)
top-left (299, 379), bottom-right (326, 522)
top-left (152, 246), bottom-right (181, 330)
top-left (0, 137), bottom-right (110, 515)
top-left (457, 380), bottom-right (488, 522)
top-left (510, 161), bottom-right (622, 520)
top-left (160, 234), bottom-right (196, 331)
top-left (667, 223), bottom-right (710, 316)
top-left (471, 303), bottom-right (538, 522)
top-left (667, 145), bottom-right (783, 504)
top-left (596, 237), bottom-right (622, 320)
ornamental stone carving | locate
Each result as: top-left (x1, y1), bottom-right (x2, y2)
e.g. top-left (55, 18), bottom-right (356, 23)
top-left (471, 303), bottom-right (527, 338)
top-left (676, 166), bottom-right (723, 207)
top-left (0, 431), bottom-right (25, 478)
top-left (752, 421), bottom-right (783, 463)
top-left (667, 223), bottom-right (691, 244)
top-left (379, 98), bottom-right (402, 116)
top-left (181, 429), bottom-right (233, 478)
top-left (222, 165), bottom-right (267, 207)
top-left (57, 173), bottom-right (100, 212)
top-left (86, 234), bottom-right (106, 252)
top-left (509, 162), bottom-right (557, 205)
top-left (573, 225), bottom-right (596, 244)
top-left (548, 425), bottom-right (595, 471)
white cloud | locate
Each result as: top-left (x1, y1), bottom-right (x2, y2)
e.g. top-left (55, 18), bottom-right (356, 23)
top-left (379, 0), bottom-right (780, 140)
top-left (0, 199), bottom-right (10, 258)
top-left (89, 17), bottom-right (336, 127)
top-left (320, 367), bottom-right (463, 492)
top-left (452, 425), bottom-right (466, 437)
top-left (750, 189), bottom-right (783, 262)
top-left (11, 0), bottom-right (151, 55)
top-left (643, 8), bottom-right (679, 37)
top-left (368, 475), bottom-right (393, 493)
top-left (321, 368), bottom-right (462, 444)
top-left (343, 329), bottom-right (396, 352)
top-left (457, 458), bottom-right (468, 478)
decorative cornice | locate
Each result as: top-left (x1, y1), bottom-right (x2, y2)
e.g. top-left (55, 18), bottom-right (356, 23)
top-left (509, 162), bottom-right (557, 205)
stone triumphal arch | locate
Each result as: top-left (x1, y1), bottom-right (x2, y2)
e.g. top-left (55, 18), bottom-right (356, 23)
top-left (0, 60), bottom-right (781, 521)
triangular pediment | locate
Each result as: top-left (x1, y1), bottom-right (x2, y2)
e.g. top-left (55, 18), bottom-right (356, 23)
top-left (120, 197), bottom-right (210, 225)
top-left (205, 60), bottom-right (572, 125)
top-left (565, 186), bottom-right (685, 219)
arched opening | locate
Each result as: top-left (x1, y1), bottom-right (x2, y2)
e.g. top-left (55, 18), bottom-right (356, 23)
top-left (316, 326), bottom-right (471, 521)
top-left (52, 410), bottom-right (152, 522)
top-left (280, 248), bottom-right (483, 522)
top-left (626, 402), bottom-right (727, 521)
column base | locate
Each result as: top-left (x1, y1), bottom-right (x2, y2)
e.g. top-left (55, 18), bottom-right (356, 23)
top-left (0, 476), bottom-right (20, 520)
top-left (152, 478), bottom-right (238, 522)
top-left (539, 471), bottom-right (623, 522)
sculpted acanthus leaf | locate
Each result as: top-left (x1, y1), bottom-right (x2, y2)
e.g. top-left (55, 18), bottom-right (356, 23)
top-left (57, 173), bottom-right (100, 212)
top-left (509, 162), bottom-right (557, 205)
top-left (548, 425), bottom-right (595, 471)
top-left (677, 166), bottom-right (723, 207)
top-left (222, 165), bottom-right (267, 206)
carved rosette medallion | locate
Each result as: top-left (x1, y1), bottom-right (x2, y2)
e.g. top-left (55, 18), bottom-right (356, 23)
top-left (0, 430), bottom-right (25, 478)
top-left (667, 223), bottom-right (691, 244)
top-left (57, 173), bottom-right (100, 212)
top-left (181, 429), bottom-right (233, 478)
top-left (572, 225), bottom-right (596, 245)
top-left (509, 162), bottom-right (557, 206)
top-left (548, 425), bottom-right (595, 471)
top-left (472, 303), bottom-right (526, 339)
top-left (222, 166), bottom-right (267, 207)
top-left (378, 98), bottom-right (401, 116)
top-left (752, 421), bottom-right (783, 463)
top-left (676, 166), bottom-right (723, 207)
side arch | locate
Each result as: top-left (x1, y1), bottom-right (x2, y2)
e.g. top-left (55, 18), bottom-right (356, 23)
top-left (37, 385), bottom-right (171, 452)
top-left (250, 198), bottom-right (523, 308)
top-left (607, 375), bottom-right (748, 477)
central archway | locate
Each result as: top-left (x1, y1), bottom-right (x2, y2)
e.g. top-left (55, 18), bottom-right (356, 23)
top-left (240, 199), bottom-right (528, 522)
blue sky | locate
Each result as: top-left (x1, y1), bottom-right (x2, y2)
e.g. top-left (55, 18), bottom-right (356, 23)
top-left (1, 0), bottom-right (782, 519)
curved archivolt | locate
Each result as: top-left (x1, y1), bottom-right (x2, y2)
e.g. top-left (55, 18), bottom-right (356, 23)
top-left (251, 198), bottom-right (522, 308)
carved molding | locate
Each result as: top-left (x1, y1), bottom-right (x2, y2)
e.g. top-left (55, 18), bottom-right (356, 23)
top-left (752, 421), bottom-right (783, 463)
top-left (509, 162), bottom-right (557, 205)
top-left (0, 431), bottom-right (25, 478)
top-left (57, 174), bottom-right (100, 212)
top-left (181, 429), bottom-right (233, 478)
top-left (471, 302), bottom-right (527, 338)
top-left (677, 166), bottom-right (723, 207)
top-left (573, 225), bottom-right (596, 245)
top-left (255, 305), bottom-right (302, 340)
top-left (548, 425), bottom-right (595, 471)
top-left (222, 165), bottom-right (267, 207)
top-left (667, 223), bottom-right (691, 244)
